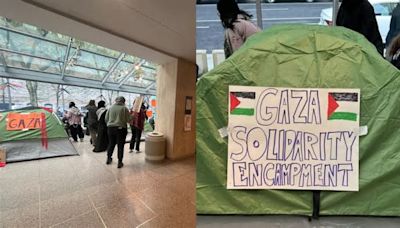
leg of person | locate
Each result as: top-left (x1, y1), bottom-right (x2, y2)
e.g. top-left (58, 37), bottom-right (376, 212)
top-left (89, 126), bottom-right (97, 145)
top-left (106, 127), bottom-right (117, 164)
top-left (129, 125), bottom-right (136, 153)
top-left (77, 125), bottom-right (85, 142)
top-left (135, 128), bottom-right (142, 153)
top-left (69, 125), bottom-right (78, 142)
top-left (116, 127), bottom-right (128, 168)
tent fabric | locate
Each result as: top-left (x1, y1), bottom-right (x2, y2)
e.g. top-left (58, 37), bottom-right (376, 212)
top-left (196, 24), bottom-right (400, 216)
top-left (2, 138), bottom-right (78, 162)
top-left (0, 108), bottom-right (78, 161)
top-left (0, 108), bottom-right (66, 142)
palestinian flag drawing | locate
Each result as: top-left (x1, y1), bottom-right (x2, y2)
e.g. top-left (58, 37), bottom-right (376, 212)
top-left (230, 92), bottom-right (256, 116)
top-left (327, 92), bottom-right (358, 121)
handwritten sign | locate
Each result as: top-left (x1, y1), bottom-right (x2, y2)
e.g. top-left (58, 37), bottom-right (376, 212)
top-left (228, 86), bottom-right (360, 191)
top-left (6, 112), bottom-right (43, 131)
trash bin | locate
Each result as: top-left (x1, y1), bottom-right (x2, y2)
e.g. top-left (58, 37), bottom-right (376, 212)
top-left (145, 132), bottom-right (166, 161)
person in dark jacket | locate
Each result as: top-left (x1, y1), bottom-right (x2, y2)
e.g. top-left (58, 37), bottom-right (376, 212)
top-left (93, 101), bottom-right (108, 152)
top-left (129, 103), bottom-right (147, 153)
top-left (86, 100), bottom-right (98, 146)
top-left (336, 0), bottom-right (384, 55)
top-left (386, 4), bottom-right (400, 47)
top-left (387, 34), bottom-right (400, 69)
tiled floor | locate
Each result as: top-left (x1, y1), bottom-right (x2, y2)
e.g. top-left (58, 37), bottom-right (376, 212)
top-left (0, 139), bottom-right (195, 228)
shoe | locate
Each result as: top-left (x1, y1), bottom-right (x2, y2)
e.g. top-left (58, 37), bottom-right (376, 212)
top-left (129, 149), bottom-right (134, 153)
top-left (135, 150), bottom-right (141, 153)
top-left (106, 157), bottom-right (112, 165)
top-left (118, 162), bottom-right (124, 168)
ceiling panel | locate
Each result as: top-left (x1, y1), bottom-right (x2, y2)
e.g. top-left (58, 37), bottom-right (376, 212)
top-left (23, 0), bottom-right (195, 63)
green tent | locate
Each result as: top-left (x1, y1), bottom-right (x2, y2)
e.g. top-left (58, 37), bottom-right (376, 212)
top-left (0, 107), bottom-right (78, 162)
top-left (196, 24), bottom-right (400, 216)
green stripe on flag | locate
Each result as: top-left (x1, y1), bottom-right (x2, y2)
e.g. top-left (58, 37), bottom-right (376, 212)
top-left (231, 108), bottom-right (254, 116)
top-left (329, 112), bottom-right (357, 121)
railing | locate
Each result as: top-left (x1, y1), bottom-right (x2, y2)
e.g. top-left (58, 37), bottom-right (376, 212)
top-left (196, 49), bottom-right (226, 75)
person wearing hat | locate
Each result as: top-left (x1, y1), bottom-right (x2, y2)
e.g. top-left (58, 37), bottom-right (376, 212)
top-left (105, 96), bottom-right (131, 168)
top-left (217, 0), bottom-right (261, 58)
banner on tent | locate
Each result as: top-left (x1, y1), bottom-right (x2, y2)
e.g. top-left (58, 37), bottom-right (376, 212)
top-left (6, 112), bottom-right (43, 131)
top-left (228, 86), bottom-right (360, 191)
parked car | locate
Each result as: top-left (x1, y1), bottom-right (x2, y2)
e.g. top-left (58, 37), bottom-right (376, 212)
top-left (319, 0), bottom-right (399, 44)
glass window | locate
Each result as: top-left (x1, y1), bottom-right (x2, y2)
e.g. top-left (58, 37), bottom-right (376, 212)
top-left (373, 3), bottom-right (398, 16)
top-left (107, 61), bottom-right (134, 84)
top-left (65, 65), bottom-right (106, 81)
top-left (0, 29), bottom-right (66, 61)
top-left (3, 52), bottom-right (62, 74)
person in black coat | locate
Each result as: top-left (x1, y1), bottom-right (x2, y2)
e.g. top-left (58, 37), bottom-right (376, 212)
top-left (93, 101), bottom-right (108, 152)
top-left (336, 0), bottom-right (384, 55)
top-left (386, 4), bottom-right (400, 47)
top-left (387, 34), bottom-right (400, 69)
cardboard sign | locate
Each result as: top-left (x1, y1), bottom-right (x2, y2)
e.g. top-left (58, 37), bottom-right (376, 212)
top-left (228, 86), bottom-right (360, 191)
top-left (6, 112), bottom-right (43, 131)
top-left (132, 96), bottom-right (144, 113)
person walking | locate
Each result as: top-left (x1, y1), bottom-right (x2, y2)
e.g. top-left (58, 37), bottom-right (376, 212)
top-left (65, 102), bottom-right (84, 142)
top-left (105, 96), bottom-right (130, 168)
top-left (336, 0), bottom-right (384, 55)
top-left (129, 103), bottom-right (147, 153)
top-left (86, 99), bottom-right (98, 146)
top-left (217, 0), bottom-right (261, 58)
top-left (93, 100), bottom-right (108, 152)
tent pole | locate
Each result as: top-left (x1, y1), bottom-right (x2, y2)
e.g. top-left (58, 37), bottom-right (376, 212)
top-left (7, 78), bottom-right (11, 109)
top-left (312, 190), bottom-right (321, 219)
top-left (61, 85), bottom-right (65, 112)
top-left (256, 0), bottom-right (263, 29)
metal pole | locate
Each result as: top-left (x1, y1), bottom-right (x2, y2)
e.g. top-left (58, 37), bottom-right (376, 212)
top-left (333, 0), bottom-right (339, 26)
top-left (6, 78), bottom-right (11, 109)
top-left (61, 85), bottom-right (65, 112)
top-left (256, 0), bottom-right (263, 29)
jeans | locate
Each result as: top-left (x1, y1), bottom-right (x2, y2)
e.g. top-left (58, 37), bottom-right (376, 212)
top-left (69, 124), bottom-right (84, 141)
top-left (129, 125), bottom-right (143, 151)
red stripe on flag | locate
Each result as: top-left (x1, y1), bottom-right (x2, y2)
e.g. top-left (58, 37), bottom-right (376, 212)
top-left (40, 112), bottom-right (48, 150)
top-left (327, 93), bottom-right (339, 118)
top-left (230, 93), bottom-right (241, 113)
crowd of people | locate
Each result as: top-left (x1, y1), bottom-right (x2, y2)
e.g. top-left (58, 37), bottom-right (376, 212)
top-left (62, 97), bottom-right (150, 168)
top-left (218, 0), bottom-right (400, 70)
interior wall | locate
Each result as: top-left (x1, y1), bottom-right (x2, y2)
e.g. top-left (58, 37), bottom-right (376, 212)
top-left (173, 58), bottom-right (196, 159)
top-left (156, 58), bottom-right (196, 160)
top-left (156, 60), bottom-right (178, 158)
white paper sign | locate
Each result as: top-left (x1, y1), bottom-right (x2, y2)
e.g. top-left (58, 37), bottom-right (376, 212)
top-left (227, 86), bottom-right (360, 191)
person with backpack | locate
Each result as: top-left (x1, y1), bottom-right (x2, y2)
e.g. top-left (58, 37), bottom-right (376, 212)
top-left (65, 102), bottom-right (84, 142)
top-left (217, 0), bottom-right (261, 58)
